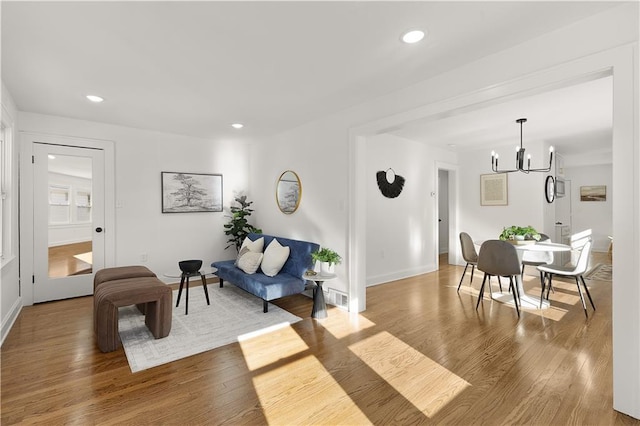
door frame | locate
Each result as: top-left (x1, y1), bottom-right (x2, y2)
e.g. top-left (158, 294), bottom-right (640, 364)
top-left (435, 162), bottom-right (459, 269)
top-left (20, 132), bottom-right (115, 306)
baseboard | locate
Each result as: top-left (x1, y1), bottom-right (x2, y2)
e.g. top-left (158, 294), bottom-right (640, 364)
top-left (1, 297), bottom-right (22, 346)
top-left (367, 263), bottom-right (436, 287)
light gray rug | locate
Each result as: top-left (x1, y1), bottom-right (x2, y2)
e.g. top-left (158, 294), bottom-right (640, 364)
top-left (118, 284), bottom-right (302, 373)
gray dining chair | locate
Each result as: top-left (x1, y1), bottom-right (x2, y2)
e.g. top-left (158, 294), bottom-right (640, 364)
top-left (476, 240), bottom-right (523, 317)
top-left (537, 239), bottom-right (595, 317)
top-left (457, 232), bottom-right (479, 292)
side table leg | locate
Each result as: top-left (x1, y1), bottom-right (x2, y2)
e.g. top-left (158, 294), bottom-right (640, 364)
top-left (311, 281), bottom-right (327, 319)
top-left (177, 274), bottom-right (185, 307)
top-left (185, 276), bottom-right (189, 315)
top-left (201, 273), bottom-right (210, 305)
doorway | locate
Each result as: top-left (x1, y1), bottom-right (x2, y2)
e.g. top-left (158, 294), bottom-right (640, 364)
top-left (437, 169), bottom-right (450, 266)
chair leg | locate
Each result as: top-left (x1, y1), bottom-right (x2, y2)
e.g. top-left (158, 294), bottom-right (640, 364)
top-left (470, 265), bottom-right (475, 284)
top-left (497, 276), bottom-right (503, 292)
top-left (575, 277), bottom-right (588, 317)
top-left (476, 274), bottom-right (488, 310)
top-left (539, 272), bottom-right (546, 309)
top-left (457, 263), bottom-right (470, 292)
top-left (580, 275), bottom-right (596, 310)
top-left (546, 274), bottom-right (553, 300)
top-left (509, 276), bottom-right (521, 317)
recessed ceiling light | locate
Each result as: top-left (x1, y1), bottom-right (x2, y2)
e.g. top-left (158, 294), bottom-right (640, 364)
top-left (401, 30), bottom-right (425, 44)
top-left (86, 95), bottom-right (104, 103)
top-left (231, 123), bottom-right (244, 129)
top-left (48, 154), bottom-right (56, 160)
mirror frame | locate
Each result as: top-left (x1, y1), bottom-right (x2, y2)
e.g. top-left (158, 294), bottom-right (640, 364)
top-left (276, 170), bottom-right (301, 214)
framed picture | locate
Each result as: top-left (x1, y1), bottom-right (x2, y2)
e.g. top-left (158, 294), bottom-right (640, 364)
top-left (161, 172), bottom-right (223, 213)
top-left (480, 173), bottom-right (508, 206)
top-left (580, 185), bottom-right (606, 202)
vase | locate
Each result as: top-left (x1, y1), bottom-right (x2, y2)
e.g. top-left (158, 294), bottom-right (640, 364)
top-left (320, 262), bottom-right (335, 274)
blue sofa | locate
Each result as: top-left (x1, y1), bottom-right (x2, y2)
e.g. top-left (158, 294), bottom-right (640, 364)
top-left (211, 233), bottom-right (320, 312)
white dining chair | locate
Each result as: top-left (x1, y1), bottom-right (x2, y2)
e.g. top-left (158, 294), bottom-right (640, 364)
top-left (537, 240), bottom-right (595, 317)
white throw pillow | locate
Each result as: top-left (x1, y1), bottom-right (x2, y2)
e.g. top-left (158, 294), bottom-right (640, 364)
top-left (240, 236), bottom-right (264, 253)
top-left (235, 237), bottom-right (264, 266)
top-left (261, 239), bottom-right (290, 277)
top-left (236, 249), bottom-right (264, 274)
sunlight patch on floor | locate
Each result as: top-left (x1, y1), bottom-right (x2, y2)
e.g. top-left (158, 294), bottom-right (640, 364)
top-left (320, 310), bottom-right (376, 340)
top-left (239, 326), bottom-right (309, 371)
top-left (348, 331), bottom-right (470, 418)
top-left (251, 355), bottom-right (371, 425)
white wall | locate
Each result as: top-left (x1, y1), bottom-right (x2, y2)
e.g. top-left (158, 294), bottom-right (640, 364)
top-left (365, 134), bottom-right (456, 286)
top-left (565, 164), bottom-right (612, 252)
top-left (456, 142), bottom-right (547, 244)
top-left (1, 81), bottom-right (21, 344)
top-left (18, 112), bottom-right (251, 287)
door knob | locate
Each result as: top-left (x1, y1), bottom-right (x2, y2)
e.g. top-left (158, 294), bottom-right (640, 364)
top-left (95, 227), bottom-right (103, 233)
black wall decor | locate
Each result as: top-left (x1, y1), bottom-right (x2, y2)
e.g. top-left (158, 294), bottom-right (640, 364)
top-left (376, 168), bottom-right (405, 198)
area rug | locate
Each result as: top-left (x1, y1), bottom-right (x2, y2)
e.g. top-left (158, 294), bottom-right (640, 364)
top-left (584, 263), bottom-right (613, 281)
top-left (118, 284), bottom-right (302, 373)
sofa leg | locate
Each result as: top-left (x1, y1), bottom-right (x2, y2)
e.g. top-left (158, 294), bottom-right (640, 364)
top-left (263, 300), bottom-right (268, 313)
top-left (219, 278), bottom-right (224, 288)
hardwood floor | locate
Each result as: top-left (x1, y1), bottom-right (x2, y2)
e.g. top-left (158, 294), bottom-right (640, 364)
top-left (2, 253), bottom-right (637, 425)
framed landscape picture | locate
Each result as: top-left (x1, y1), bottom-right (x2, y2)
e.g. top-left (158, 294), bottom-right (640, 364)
top-left (580, 185), bottom-right (606, 202)
top-left (480, 173), bottom-right (508, 206)
top-left (161, 172), bottom-right (223, 213)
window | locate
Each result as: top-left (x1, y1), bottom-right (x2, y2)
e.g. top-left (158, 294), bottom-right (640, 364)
top-left (48, 185), bottom-right (71, 224)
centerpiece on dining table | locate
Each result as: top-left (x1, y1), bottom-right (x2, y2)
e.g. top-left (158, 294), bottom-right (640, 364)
top-left (499, 225), bottom-right (542, 245)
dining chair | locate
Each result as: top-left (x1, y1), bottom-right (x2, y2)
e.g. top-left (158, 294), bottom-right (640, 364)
top-left (537, 239), bottom-right (595, 317)
top-left (457, 232), bottom-right (479, 292)
top-left (476, 240), bottom-right (523, 317)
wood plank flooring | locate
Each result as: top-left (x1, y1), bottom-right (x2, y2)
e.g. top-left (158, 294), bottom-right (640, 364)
top-left (2, 253), bottom-right (638, 425)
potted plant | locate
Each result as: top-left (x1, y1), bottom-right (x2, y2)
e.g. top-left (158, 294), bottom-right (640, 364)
top-left (311, 248), bottom-right (342, 274)
top-left (223, 195), bottom-right (262, 252)
top-left (499, 225), bottom-right (541, 242)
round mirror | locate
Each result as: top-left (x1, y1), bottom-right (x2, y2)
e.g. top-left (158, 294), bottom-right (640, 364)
top-left (276, 170), bottom-right (301, 214)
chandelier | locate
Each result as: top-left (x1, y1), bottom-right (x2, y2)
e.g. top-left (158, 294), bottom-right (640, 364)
top-left (491, 118), bottom-right (553, 174)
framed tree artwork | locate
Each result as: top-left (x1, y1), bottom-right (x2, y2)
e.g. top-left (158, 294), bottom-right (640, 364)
top-left (161, 172), bottom-right (223, 213)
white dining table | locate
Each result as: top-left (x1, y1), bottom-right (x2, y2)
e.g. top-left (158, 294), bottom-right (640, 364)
top-left (476, 240), bottom-right (572, 310)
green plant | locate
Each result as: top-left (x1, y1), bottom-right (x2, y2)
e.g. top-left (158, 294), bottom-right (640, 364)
top-left (499, 225), bottom-right (541, 241)
top-left (223, 195), bottom-right (262, 252)
top-left (311, 248), bottom-right (342, 266)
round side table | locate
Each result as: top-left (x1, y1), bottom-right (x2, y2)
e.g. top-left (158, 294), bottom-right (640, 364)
top-left (305, 272), bottom-right (337, 319)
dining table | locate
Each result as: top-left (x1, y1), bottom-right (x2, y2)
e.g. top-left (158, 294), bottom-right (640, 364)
top-left (476, 240), bottom-right (572, 310)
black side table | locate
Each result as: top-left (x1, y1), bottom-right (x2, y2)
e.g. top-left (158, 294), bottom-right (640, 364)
top-left (176, 260), bottom-right (210, 315)
top-left (306, 272), bottom-right (337, 319)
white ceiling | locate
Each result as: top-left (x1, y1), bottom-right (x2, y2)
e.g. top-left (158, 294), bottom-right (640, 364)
top-left (2, 1), bottom-right (618, 150)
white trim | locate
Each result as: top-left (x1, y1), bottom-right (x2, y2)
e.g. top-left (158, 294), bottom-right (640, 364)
top-left (1, 296), bottom-right (22, 346)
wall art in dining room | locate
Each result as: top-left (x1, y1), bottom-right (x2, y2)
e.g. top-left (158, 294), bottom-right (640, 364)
top-left (376, 168), bottom-right (405, 198)
top-left (480, 173), bottom-right (508, 206)
top-left (580, 185), bottom-right (606, 202)
top-left (161, 172), bottom-right (223, 213)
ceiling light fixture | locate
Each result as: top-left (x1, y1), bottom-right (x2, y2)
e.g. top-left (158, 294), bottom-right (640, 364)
top-left (491, 118), bottom-right (553, 174)
top-left (401, 30), bottom-right (425, 44)
top-left (48, 155), bottom-right (56, 160)
top-left (231, 123), bottom-right (244, 129)
top-left (86, 95), bottom-right (104, 103)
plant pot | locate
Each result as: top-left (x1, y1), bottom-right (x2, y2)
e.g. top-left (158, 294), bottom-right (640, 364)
top-left (320, 262), bottom-right (335, 274)
top-left (515, 235), bottom-right (525, 241)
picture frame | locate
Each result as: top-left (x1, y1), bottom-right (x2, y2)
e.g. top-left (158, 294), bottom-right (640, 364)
top-left (161, 172), bottom-right (223, 213)
top-left (480, 173), bottom-right (508, 206)
top-left (580, 185), bottom-right (606, 202)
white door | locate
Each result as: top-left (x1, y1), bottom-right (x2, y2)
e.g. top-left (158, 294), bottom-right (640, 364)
top-left (33, 143), bottom-right (105, 302)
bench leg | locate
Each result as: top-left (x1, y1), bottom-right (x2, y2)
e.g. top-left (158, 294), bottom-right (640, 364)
top-left (145, 293), bottom-right (172, 339)
top-left (219, 278), bottom-right (224, 288)
top-left (263, 300), bottom-right (268, 313)
top-left (96, 300), bottom-right (120, 353)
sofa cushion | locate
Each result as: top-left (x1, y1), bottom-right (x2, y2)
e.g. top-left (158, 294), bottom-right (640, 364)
top-left (236, 247), bottom-right (264, 274)
top-left (261, 238), bottom-right (290, 277)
